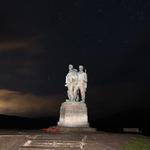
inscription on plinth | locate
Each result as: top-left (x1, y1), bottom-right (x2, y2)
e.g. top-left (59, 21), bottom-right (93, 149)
top-left (58, 101), bottom-right (89, 127)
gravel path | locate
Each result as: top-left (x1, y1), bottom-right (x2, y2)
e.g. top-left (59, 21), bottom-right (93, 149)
top-left (0, 130), bottom-right (143, 150)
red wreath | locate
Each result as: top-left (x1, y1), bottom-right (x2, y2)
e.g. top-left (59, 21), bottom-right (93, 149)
top-left (42, 127), bottom-right (60, 133)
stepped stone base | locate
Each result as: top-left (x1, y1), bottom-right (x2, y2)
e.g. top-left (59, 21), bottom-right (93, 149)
top-left (58, 127), bottom-right (96, 133)
top-left (57, 101), bottom-right (89, 127)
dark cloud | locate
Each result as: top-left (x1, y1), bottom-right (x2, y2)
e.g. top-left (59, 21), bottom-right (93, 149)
top-left (0, 35), bottom-right (43, 52)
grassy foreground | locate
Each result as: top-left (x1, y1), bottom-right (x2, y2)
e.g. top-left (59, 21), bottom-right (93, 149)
top-left (122, 137), bottom-right (150, 150)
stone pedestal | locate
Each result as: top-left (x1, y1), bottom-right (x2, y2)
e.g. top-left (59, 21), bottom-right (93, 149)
top-left (57, 101), bottom-right (89, 127)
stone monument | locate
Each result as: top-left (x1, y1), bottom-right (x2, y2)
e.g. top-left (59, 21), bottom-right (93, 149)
top-left (57, 64), bottom-right (94, 131)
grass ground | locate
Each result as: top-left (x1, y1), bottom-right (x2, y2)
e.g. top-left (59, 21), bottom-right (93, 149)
top-left (122, 137), bottom-right (150, 150)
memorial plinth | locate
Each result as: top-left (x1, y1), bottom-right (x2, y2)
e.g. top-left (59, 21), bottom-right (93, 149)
top-left (57, 101), bottom-right (89, 127)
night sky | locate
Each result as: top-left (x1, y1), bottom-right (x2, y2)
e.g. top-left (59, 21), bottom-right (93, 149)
top-left (0, 0), bottom-right (150, 124)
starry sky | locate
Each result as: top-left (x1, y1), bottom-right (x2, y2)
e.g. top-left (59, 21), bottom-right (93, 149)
top-left (0, 0), bottom-right (150, 119)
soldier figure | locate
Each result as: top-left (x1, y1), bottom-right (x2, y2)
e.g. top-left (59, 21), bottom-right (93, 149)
top-left (65, 64), bottom-right (78, 101)
top-left (74, 65), bottom-right (88, 102)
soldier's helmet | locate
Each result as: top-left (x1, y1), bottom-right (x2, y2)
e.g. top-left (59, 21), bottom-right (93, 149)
top-left (79, 65), bottom-right (84, 70)
top-left (68, 64), bottom-right (73, 70)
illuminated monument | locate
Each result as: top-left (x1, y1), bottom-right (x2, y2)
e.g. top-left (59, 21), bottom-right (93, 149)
top-left (57, 64), bottom-right (90, 128)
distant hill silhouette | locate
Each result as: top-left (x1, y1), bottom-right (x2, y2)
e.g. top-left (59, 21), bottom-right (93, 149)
top-left (90, 108), bottom-right (150, 135)
top-left (0, 114), bottom-right (57, 129)
top-left (0, 108), bottom-right (150, 135)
